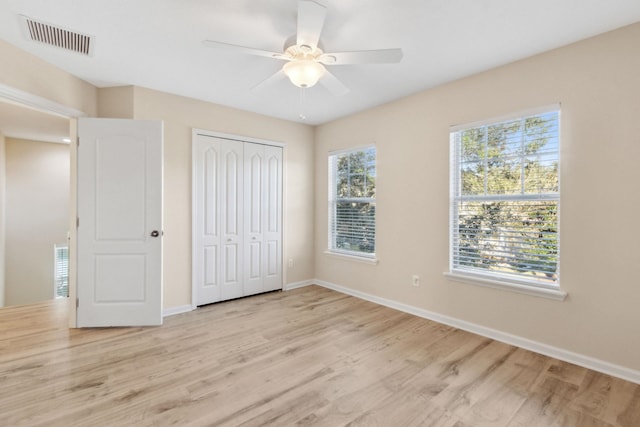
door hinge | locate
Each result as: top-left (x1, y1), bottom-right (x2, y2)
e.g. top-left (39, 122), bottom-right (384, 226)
top-left (77, 137), bottom-right (80, 147)
top-left (76, 298), bottom-right (79, 308)
top-left (76, 217), bottom-right (79, 228)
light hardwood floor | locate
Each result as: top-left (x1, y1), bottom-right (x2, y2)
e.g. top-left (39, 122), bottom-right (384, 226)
top-left (1, 285), bottom-right (639, 426)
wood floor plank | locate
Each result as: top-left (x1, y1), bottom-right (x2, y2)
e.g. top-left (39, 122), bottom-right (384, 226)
top-left (1, 285), bottom-right (638, 426)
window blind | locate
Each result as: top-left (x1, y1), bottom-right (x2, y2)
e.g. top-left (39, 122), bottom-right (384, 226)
top-left (54, 244), bottom-right (69, 298)
top-left (328, 146), bottom-right (376, 257)
top-left (450, 109), bottom-right (560, 287)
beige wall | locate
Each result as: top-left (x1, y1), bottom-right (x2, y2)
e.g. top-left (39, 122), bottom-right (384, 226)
top-left (0, 40), bottom-right (97, 116)
top-left (98, 86), bottom-right (134, 118)
top-left (97, 86), bottom-right (316, 309)
top-left (314, 22), bottom-right (640, 372)
top-left (0, 132), bottom-right (5, 307)
top-left (4, 138), bottom-right (70, 306)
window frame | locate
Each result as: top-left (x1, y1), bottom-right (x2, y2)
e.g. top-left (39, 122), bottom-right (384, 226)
top-left (327, 145), bottom-right (377, 261)
top-left (447, 105), bottom-right (566, 300)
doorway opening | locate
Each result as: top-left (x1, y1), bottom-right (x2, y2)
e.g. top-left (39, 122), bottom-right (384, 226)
top-left (0, 87), bottom-right (82, 308)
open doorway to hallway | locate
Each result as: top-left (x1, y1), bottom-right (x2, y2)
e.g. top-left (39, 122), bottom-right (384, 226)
top-left (0, 100), bottom-right (70, 307)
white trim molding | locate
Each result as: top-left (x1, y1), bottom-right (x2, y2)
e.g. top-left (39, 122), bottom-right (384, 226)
top-left (283, 279), bottom-right (314, 291)
top-left (0, 83), bottom-right (87, 118)
top-left (163, 305), bottom-right (193, 317)
top-left (444, 272), bottom-right (567, 301)
top-left (191, 128), bottom-right (285, 148)
top-left (323, 250), bottom-right (378, 265)
top-left (312, 279), bottom-right (640, 385)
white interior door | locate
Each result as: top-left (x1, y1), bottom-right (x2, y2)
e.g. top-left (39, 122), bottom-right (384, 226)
top-left (77, 118), bottom-right (163, 327)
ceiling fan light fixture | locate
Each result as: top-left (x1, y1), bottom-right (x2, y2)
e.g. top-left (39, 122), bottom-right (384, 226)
top-left (283, 58), bottom-right (324, 88)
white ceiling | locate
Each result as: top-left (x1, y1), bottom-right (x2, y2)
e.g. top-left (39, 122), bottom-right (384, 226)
top-left (1, 0), bottom-right (640, 128)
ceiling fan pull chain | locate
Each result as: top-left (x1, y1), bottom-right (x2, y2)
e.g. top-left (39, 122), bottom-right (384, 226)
top-left (299, 88), bottom-right (307, 121)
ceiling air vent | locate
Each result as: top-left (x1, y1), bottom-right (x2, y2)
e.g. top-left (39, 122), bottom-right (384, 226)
top-left (19, 15), bottom-right (94, 56)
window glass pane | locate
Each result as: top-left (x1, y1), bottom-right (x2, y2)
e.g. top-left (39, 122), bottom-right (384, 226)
top-left (454, 200), bottom-right (558, 282)
top-left (349, 152), bottom-right (365, 174)
top-left (486, 120), bottom-right (520, 195)
top-left (336, 173), bottom-right (349, 198)
top-left (336, 153), bottom-right (349, 197)
top-left (485, 160), bottom-right (521, 195)
top-left (349, 172), bottom-right (365, 197)
top-left (335, 201), bottom-right (375, 254)
top-left (451, 109), bottom-right (559, 287)
top-left (461, 128), bottom-right (484, 163)
top-left (524, 155), bottom-right (558, 193)
top-left (349, 151), bottom-right (369, 197)
top-left (365, 166), bottom-right (376, 198)
top-left (461, 164), bottom-right (484, 195)
top-left (329, 146), bottom-right (376, 256)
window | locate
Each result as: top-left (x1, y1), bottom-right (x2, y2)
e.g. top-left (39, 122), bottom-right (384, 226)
top-left (450, 107), bottom-right (560, 290)
top-left (328, 146), bottom-right (376, 258)
top-left (54, 244), bottom-right (69, 298)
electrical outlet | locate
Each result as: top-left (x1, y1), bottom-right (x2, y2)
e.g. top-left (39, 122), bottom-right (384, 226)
top-left (412, 275), bottom-right (420, 287)
top-left (288, 258), bottom-right (294, 268)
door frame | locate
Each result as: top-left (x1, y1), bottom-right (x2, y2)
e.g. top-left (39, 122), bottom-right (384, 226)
top-left (0, 84), bottom-right (87, 327)
top-left (191, 128), bottom-right (287, 310)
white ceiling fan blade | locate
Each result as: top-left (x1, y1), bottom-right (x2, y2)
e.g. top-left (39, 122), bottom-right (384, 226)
top-left (203, 40), bottom-right (288, 60)
top-left (251, 70), bottom-right (287, 91)
top-left (319, 69), bottom-right (349, 97)
top-left (296, 0), bottom-right (327, 50)
top-left (319, 48), bottom-right (403, 65)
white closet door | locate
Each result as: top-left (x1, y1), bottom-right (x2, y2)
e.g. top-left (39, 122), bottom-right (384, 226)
top-left (243, 143), bottom-right (265, 295)
top-left (194, 135), bottom-right (222, 305)
top-left (262, 145), bottom-right (283, 292)
top-left (243, 143), bottom-right (283, 296)
top-left (220, 140), bottom-right (244, 301)
top-left (193, 133), bottom-right (282, 306)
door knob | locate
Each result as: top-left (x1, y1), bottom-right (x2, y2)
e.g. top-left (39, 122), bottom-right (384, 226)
top-left (150, 230), bottom-right (160, 237)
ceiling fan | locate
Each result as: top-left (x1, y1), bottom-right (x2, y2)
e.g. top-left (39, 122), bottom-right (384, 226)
top-left (203, 0), bottom-right (403, 96)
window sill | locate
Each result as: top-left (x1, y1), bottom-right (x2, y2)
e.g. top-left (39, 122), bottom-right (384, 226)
top-left (324, 250), bottom-right (379, 265)
top-left (443, 271), bottom-right (567, 301)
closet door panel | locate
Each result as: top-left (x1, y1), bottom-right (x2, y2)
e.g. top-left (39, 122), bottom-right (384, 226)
top-left (244, 143), bottom-right (264, 296)
top-left (195, 136), bottom-right (222, 305)
top-left (263, 146), bottom-right (283, 292)
top-left (220, 140), bottom-right (243, 301)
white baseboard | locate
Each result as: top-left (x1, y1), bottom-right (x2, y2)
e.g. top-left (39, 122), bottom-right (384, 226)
top-left (313, 279), bottom-right (640, 385)
top-left (168, 281), bottom-right (311, 317)
top-left (163, 305), bottom-right (193, 317)
top-left (283, 279), bottom-right (314, 291)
